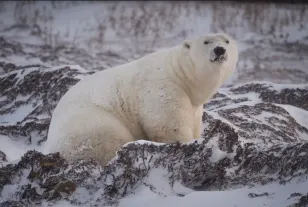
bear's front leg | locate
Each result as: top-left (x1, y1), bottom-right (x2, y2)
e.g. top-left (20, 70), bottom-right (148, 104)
top-left (152, 125), bottom-right (194, 143)
top-left (193, 106), bottom-right (203, 139)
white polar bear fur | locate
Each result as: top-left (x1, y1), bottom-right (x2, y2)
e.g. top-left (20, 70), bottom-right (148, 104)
top-left (44, 33), bottom-right (238, 166)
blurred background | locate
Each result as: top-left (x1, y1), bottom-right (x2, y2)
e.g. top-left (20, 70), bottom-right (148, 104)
top-left (0, 1), bottom-right (307, 85)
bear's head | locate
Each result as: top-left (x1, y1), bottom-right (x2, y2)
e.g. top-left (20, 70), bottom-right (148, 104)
top-left (182, 33), bottom-right (238, 77)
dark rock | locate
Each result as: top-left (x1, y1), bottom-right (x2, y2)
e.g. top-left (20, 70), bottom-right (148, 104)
top-left (289, 193), bottom-right (303, 199)
top-left (0, 150), bottom-right (7, 164)
top-left (0, 201), bottom-right (30, 207)
top-left (289, 193), bottom-right (308, 207)
top-left (248, 192), bottom-right (270, 198)
top-left (230, 83), bottom-right (308, 110)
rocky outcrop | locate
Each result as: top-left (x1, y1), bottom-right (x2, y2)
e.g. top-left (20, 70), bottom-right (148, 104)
top-left (0, 65), bottom-right (93, 144)
top-left (0, 65), bottom-right (308, 206)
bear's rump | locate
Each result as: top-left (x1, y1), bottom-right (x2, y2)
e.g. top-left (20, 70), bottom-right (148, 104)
top-left (46, 107), bottom-right (136, 165)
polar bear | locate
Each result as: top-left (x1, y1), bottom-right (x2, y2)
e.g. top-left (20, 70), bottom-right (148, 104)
top-left (44, 33), bottom-right (238, 166)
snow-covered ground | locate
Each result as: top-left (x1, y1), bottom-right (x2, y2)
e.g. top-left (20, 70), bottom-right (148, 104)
top-left (119, 176), bottom-right (308, 207)
top-left (0, 1), bottom-right (308, 207)
top-left (40, 172), bottom-right (308, 207)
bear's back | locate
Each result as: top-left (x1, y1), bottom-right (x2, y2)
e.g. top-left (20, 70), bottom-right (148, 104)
top-left (52, 46), bottom-right (176, 123)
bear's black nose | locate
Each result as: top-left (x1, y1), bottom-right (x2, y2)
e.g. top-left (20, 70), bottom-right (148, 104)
top-left (214, 46), bottom-right (226, 56)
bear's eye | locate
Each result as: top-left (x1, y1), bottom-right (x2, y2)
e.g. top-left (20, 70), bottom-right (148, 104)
top-left (226, 40), bottom-right (229, 44)
top-left (204, 41), bottom-right (209, 45)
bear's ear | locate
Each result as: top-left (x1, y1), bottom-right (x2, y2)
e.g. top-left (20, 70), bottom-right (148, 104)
top-left (183, 40), bottom-right (192, 49)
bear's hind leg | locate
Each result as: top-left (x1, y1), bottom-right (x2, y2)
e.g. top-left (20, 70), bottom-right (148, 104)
top-left (49, 108), bottom-right (135, 166)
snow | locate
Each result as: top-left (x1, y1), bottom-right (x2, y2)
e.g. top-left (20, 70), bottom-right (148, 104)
top-left (207, 136), bottom-right (228, 162)
top-left (267, 82), bottom-right (308, 93)
top-left (0, 102), bottom-right (33, 123)
top-left (279, 104), bottom-right (308, 129)
top-left (41, 201), bottom-right (76, 207)
top-left (204, 110), bottom-right (240, 131)
top-left (124, 140), bottom-right (166, 147)
top-left (278, 104), bottom-right (308, 141)
top-left (119, 177), bottom-right (308, 207)
top-left (1, 169), bottom-right (32, 200)
top-left (0, 135), bottom-right (42, 164)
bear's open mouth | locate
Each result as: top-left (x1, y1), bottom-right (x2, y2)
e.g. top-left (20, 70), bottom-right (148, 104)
top-left (210, 55), bottom-right (226, 63)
